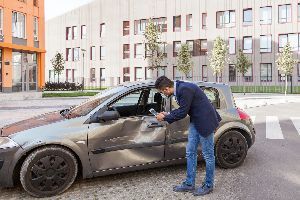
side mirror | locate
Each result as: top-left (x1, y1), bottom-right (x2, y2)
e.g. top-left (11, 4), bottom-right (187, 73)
top-left (90, 110), bottom-right (120, 123)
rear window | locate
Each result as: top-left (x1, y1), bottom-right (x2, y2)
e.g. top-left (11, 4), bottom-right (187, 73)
top-left (171, 87), bottom-right (220, 110)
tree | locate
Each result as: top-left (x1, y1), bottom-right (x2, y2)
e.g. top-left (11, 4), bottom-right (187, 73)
top-left (177, 43), bottom-right (193, 79)
top-left (276, 43), bottom-right (298, 96)
top-left (51, 52), bottom-right (65, 83)
top-left (144, 18), bottom-right (165, 78)
top-left (235, 49), bottom-right (251, 95)
top-left (208, 36), bottom-right (228, 82)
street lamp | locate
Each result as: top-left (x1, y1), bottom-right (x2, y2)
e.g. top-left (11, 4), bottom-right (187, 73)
top-left (81, 49), bottom-right (86, 90)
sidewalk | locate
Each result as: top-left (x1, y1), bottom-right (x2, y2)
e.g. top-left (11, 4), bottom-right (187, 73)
top-left (233, 93), bottom-right (300, 109)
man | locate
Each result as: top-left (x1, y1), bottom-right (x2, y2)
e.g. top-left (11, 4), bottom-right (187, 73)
top-left (155, 76), bottom-right (221, 196)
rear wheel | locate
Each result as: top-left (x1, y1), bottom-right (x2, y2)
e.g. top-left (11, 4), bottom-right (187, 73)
top-left (20, 146), bottom-right (78, 197)
top-left (215, 130), bottom-right (248, 168)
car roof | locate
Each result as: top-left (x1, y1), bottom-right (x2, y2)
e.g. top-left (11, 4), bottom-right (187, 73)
top-left (120, 80), bottom-right (229, 89)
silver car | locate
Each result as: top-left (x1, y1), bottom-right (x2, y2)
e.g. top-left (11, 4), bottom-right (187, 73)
top-left (0, 81), bottom-right (255, 197)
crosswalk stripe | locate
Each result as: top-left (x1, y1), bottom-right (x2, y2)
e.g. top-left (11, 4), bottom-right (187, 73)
top-left (266, 116), bottom-right (284, 139)
top-left (250, 116), bottom-right (256, 124)
top-left (291, 117), bottom-right (300, 136)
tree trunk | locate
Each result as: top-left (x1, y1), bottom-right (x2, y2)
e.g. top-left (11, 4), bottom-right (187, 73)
top-left (58, 73), bottom-right (60, 83)
top-left (285, 75), bottom-right (288, 96)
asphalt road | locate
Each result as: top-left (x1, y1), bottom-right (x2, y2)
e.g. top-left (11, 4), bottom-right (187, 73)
top-left (0, 101), bottom-right (299, 200)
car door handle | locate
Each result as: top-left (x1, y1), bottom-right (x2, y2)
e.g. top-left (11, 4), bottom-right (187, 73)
top-left (147, 122), bottom-right (163, 128)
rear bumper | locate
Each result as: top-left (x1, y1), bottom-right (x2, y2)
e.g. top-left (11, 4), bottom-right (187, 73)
top-left (0, 146), bottom-right (21, 188)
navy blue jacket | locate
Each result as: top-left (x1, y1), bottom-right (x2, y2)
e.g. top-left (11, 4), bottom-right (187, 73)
top-left (164, 81), bottom-right (222, 137)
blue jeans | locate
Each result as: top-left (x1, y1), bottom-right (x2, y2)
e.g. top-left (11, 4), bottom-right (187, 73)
top-left (185, 123), bottom-right (215, 187)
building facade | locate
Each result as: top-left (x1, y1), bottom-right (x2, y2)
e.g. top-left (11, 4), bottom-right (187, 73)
top-left (46, 0), bottom-right (300, 88)
top-left (0, 0), bottom-right (45, 93)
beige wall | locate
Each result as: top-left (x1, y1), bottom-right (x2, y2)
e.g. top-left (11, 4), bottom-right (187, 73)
top-left (45, 0), bottom-right (300, 87)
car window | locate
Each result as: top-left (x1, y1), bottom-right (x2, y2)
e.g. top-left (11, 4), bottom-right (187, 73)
top-left (171, 87), bottom-right (220, 110)
top-left (68, 86), bottom-right (124, 117)
top-left (113, 91), bottom-right (142, 107)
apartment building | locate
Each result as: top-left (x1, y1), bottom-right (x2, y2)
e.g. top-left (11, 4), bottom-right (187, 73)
top-left (45, 0), bottom-right (300, 88)
top-left (0, 0), bottom-right (45, 93)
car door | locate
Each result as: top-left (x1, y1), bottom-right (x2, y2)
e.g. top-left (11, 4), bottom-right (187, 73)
top-left (164, 86), bottom-right (221, 160)
top-left (87, 88), bottom-right (167, 172)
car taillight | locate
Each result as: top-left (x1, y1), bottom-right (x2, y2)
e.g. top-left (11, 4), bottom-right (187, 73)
top-left (237, 108), bottom-right (250, 120)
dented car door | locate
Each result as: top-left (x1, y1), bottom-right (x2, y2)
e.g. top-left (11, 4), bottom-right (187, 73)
top-left (87, 88), bottom-right (166, 172)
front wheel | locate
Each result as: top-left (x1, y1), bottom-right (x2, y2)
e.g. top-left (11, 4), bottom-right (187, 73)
top-left (215, 130), bottom-right (248, 168)
top-left (20, 146), bottom-right (78, 197)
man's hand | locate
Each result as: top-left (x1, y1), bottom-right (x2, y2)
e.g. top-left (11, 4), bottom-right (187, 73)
top-left (156, 112), bottom-right (166, 122)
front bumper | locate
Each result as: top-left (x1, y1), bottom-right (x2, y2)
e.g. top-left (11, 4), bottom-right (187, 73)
top-left (0, 145), bottom-right (22, 187)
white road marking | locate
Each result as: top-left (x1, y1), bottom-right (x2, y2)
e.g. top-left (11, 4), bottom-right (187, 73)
top-left (291, 117), bottom-right (300, 136)
top-left (266, 116), bottom-right (284, 139)
top-left (250, 116), bottom-right (256, 124)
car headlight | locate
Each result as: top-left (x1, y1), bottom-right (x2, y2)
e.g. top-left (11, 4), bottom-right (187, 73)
top-left (0, 137), bottom-right (18, 149)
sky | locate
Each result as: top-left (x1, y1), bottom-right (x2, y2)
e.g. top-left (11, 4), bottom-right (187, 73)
top-left (45, 0), bottom-right (94, 20)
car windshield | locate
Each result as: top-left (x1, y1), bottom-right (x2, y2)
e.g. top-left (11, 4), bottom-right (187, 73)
top-left (67, 86), bottom-right (125, 118)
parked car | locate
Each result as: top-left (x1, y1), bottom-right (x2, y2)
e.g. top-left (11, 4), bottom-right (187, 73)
top-left (0, 81), bottom-right (255, 197)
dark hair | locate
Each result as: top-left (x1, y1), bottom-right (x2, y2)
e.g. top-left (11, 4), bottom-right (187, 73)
top-left (155, 76), bottom-right (174, 89)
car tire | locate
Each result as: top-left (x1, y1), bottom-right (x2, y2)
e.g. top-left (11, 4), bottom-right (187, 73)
top-left (215, 130), bottom-right (248, 169)
top-left (20, 145), bottom-right (78, 197)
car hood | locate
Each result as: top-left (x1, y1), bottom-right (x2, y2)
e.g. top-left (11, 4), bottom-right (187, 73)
top-left (1, 111), bottom-right (65, 137)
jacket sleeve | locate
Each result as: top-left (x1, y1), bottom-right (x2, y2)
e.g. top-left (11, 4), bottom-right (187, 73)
top-left (164, 86), bottom-right (194, 124)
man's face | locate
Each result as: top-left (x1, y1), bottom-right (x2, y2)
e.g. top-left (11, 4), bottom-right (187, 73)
top-left (159, 87), bottom-right (173, 98)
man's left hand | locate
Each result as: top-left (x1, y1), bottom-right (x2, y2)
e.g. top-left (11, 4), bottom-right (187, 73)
top-left (156, 113), bottom-right (166, 122)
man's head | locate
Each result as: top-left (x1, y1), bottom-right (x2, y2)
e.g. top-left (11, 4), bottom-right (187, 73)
top-left (155, 76), bottom-right (174, 97)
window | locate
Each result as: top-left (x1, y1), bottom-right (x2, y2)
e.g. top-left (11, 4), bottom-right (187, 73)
top-left (33, 0), bottom-right (38, 6)
top-left (135, 67), bottom-right (143, 81)
top-left (134, 43), bottom-right (143, 58)
top-left (66, 69), bottom-right (75, 82)
top-left (134, 19), bottom-right (148, 35)
top-left (100, 23), bottom-right (105, 37)
top-left (200, 39), bottom-right (208, 54)
top-left (90, 46), bottom-right (96, 60)
top-left (229, 65), bottom-right (236, 82)
top-left (158, 42), bottom-right (167, 57)
top-left (278, 70), bottom-right (292, 82)
top-left (157, 66), bottom-right (166, 77)
top-left (123, 44), bottom-right (130, 59)
top-left (260, 6), bottom-right (272, 25)
top-left (73, 47), bottom-right (80, 61)
top-left (186, 14), bottom-right (192, 31)
top-left (66, 48), bottom-right (72, 61)
top-left (145, 67), bottom-right (152, 80)
top-left (113, 90), bottom-right (142, 109)
top-left (161, 17), bottom-right (167, 32)
top-left (90, 68), bottom-right (96, 82)
top-left (72, 26), bottom-right (78, 40)
top-left (173, 66), bottom-right (181, 80)
top-left (33, 17), bottom-right (38, 41)
top-left (244, 64), bottom-right (253, 82)
top-left (216, 10), bottom-right (235, 28)
top-left (81, 25), bottom-right (87, 39)
top-left (12, 11), bottom-right (26, 38)
top-left (123, 21), bottom-right (130, 36)
top-left (260, 63), bottom-right (272, 82)
top-left (100, 68), bottom-right (105, 81)
top-left (298, 4), bottom-right (300, 21)
top-left (100, 46), bottom-right (105, 60)
top-left (229, 37), bottom-right (236, 54)
top-left (0, 8), bottom-right (3, 35)
top-left (279, 4), bottom-right (291, 23)
top-left (202, 13), bottom-right (207, 29)
top-left (123, 67), bottom-right (130, 82)
top-left (202, 65), bottom-right (208, 82)
top-left (66, 27), bottom-right (71, 40)
top-left (173, 15), bottom-right (181, 32)
top-left (243, 36), bottom-right (252, 54)
top-left (202, 87), bottom-right (220, 109)
top-left (173, 41), bottom-right (181, 57)
top-left (260, 35), bottom-right (272, 53)
top-left (297, 63), bottom-right (300, 81)
top-left (279, 34), bottom-right (299, 52)
top-left (186, 40), bottom-right (194, 55)
top-left (243, 8), bottom-right (252, 26)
